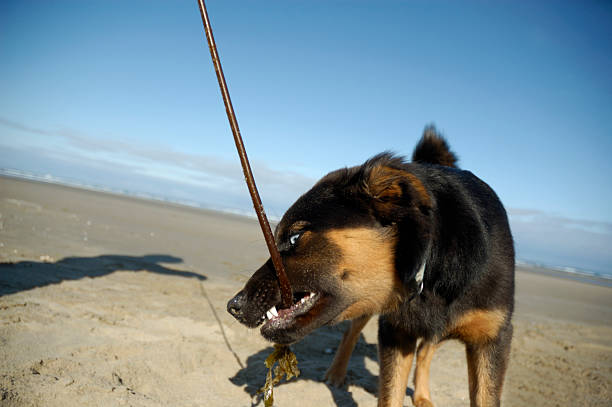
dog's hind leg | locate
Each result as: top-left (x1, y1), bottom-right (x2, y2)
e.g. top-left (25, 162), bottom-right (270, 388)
top-left (377, 319), bottom-right (417, 407)
top-left (465, 320), bottom-right (513, 407)
top-left (324, 314), bottom-right (372, 387)
top-left (412, 339), bottom-right (439, 407)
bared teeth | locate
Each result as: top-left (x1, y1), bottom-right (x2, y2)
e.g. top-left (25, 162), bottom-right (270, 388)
top-left (300, 293), bottom-right (316, 304)
top-left (297, 292), bottom-right (316, 305)
top-left (266, 306), bottom-right (279, 320)
top-left (264, 293), bottom-right (319, 322)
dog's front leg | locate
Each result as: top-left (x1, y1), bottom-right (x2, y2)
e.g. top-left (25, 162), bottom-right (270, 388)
top-left (378, 318), bottom-right (416, 407)
top-left (324, 314), bottom-right (372, 387)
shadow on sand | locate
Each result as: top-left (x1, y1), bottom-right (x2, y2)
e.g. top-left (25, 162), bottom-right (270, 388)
top-left (230, 321), bottom-right (415, 407)
top-left (0, 254), bottom-right (206, 295)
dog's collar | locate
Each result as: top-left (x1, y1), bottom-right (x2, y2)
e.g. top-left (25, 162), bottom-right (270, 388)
top-left (415, 260), bottom-right (425, 295)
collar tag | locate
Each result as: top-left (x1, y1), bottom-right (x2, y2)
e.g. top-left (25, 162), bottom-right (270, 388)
top-left (415, 261), bottom-right (426, 295)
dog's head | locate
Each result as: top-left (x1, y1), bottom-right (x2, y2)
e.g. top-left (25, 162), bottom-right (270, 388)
top-left (227, 154), bottom-right (434, 344)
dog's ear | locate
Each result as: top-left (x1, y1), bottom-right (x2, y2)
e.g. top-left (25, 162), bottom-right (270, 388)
top-left (364, 164), bottom-right (432, 220)
top-left (363, 163), bottom-right (434, 290)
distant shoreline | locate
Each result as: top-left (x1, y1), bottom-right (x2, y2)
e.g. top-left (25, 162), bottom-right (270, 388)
top-left (1, 171), bottom-right (609, 286)
top-left (0, 171), bottom-right (266, 225)
top-left (516, 265), bottom-right (612, 288)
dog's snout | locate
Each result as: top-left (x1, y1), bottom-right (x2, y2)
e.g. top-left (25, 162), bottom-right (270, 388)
top-left (226, 260), bottom-right (280, 327)
top-left (227, 290), bottom-right (246, 319)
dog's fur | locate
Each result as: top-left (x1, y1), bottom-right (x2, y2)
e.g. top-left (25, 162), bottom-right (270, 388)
top-left (227, 126), bottom-right (514, 407)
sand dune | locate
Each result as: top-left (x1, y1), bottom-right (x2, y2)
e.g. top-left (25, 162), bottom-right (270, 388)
top-left (1, 176), bottom-right (610, 406)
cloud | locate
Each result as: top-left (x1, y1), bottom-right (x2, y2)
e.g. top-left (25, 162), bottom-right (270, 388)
top-left (509, 209), bottom-right (612, 235)
top-left (53, 125), bottom-right (316, 197)
top-left (508, 208), bottom-right (612, 273)
top-left (0, 116), bottom-right (316, 214)
top-left (0, 117), bottom-right (50, 136)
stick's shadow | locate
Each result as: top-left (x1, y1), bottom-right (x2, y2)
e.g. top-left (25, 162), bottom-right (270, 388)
top-left (230, 321), bottom-right (414, 407)
top-left (0, 254), bottom-right (206, 295)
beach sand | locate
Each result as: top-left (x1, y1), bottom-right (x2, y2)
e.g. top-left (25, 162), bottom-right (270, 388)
top-left (1, 176), bottom-right (610, 406)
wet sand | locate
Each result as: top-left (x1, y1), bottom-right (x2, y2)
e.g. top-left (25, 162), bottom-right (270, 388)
top-left (1, 176), bottom-right (610, 406)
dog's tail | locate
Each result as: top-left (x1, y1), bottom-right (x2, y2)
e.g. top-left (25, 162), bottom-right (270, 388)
top-left (412, 125), bottom-right (458, 168)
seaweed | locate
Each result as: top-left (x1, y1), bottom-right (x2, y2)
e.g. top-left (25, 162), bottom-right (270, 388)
top-left (258, 344), bottom-right (300, 406)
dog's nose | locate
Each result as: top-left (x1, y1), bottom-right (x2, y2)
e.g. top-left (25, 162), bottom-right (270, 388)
top-left (227, 290), bottom-right (246, 319)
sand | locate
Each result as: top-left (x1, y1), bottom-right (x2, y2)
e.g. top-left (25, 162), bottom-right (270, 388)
top-left (0, 176), bottom-right (610, 406)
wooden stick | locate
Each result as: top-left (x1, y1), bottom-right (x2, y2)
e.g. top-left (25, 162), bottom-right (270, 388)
top-left (196, 0), bottom-right (293, 309)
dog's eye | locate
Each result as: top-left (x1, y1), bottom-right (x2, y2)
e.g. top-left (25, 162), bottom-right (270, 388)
top-left (289, 233), bottom-right (301, 246)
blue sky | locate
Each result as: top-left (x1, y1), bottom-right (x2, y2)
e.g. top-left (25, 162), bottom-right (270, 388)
top-left (1, 0), bottom-right (611, 275)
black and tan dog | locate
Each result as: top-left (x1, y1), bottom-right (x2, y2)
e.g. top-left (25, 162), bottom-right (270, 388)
top-left (227, 127), bottom-right (514, 407)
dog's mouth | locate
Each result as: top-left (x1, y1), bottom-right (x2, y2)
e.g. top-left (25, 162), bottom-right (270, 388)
top-left (261, 291), bottom-right (319, 327)
top-left (259, 291), bottom-right (332, 344)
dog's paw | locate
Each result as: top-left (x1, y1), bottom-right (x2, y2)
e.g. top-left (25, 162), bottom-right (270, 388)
top-left (413, 398), bottom-right (435, 407)
top-left (323, 367), bottom-right (347, 388)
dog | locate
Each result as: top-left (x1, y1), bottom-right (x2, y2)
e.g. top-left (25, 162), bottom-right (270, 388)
top-left (227, 126), bottom-right (514, 407)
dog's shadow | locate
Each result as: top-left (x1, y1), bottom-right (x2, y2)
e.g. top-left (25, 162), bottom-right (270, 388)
top-left (230, 322), bottom-right (415, 407)
top-left (0, 254), bottom-right (206, 296)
